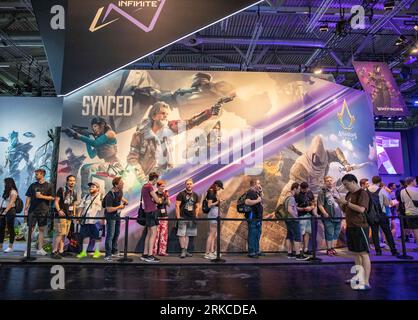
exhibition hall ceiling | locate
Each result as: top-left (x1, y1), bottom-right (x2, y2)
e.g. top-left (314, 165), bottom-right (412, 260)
top-left (0, 0), bottom-right (417, 112)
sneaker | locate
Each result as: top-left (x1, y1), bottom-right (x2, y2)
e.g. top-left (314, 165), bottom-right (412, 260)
top-left (23, 251), bottom-right (27, 257)
top-left (4, 247), bottom-right (13, 253)
top-left (51, 252), bottom-right (62, 259)
top-left (93, 251), bottom-right (101, 259)
top-left (287, 252), bottom-right (296, 259)
top-left (353, 284), bottom-right (372, 291)
top-left (204, 253), bottom-right (216, 260)
top-left (60, 252), bottom-right (72, 257)
top-left (211, 252), bottom-right (222, 258)
top-left (111, 251), bottom-right (122, 258)
top-left (180, 249), bottom-right (187, 259)
top-left (186, 251), bottom-right (193, 257)
top-left (326, 249), bottom-right (334, 257)
top-left (36, 249), bottom-right (48, 256)
top-left (295, 254), bottom-right (310, 261)
top-left (77, 251), bottom-right (87, 259)
top-left (331, 248), bottom-right (337, 255)
top-left (104, 256), bottom-right (113, 262)
top-left (144, 255), bottom-right (159, 263)
top-left (140, 254), bottom-right (149, 261)
top-left (150, 255), bottom-right (160, 261)
top-left (258, 252), bottom-right (266, 256)
top-left (304, 250), bottom-right (313, 256)
top-left (247, 254), bottom-right (258, 259)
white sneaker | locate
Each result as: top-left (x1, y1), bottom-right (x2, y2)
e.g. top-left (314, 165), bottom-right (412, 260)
top-left (204, 253), bottom-right (216, 260)
top-left (23, 251), bottom-right (27, 257)
top-left (211, 252), bottom-right (222, 258)
top-left (36, 249), bottom-right (48, 256)
top-left (4, 247), bottom-right (13, 253)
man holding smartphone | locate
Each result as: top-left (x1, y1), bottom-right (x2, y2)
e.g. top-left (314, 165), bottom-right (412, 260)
top-left (24, 169), bottom-right (54, 256)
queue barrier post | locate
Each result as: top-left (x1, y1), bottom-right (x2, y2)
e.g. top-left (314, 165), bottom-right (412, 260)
top-left (22, 213), bottom-right (36, 262)
top-left (118, 215), bottom-right (133, 263)
top-left (309, 215), bottom-right (321, 262)
top-left (211, 215), bottom-right (225, 263)
top-left (398, 215), bottom-right (413, 260)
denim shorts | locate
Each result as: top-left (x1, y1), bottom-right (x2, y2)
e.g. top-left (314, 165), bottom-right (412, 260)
top-left (285, 220), bottom-right (301, 242)
top-left (177, 220), bottom-right (197, 237)
top-left (322, 219), bottom-right (341, 241)
top-left (207, 207), bottom-right (219, 224)
top-left (80, 223), bottom-right (102, 240)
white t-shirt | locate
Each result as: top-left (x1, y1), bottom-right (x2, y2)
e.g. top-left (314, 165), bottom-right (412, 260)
top-left (401, 187), bottom-right (418, 216)
top-left (1, 190), bottom-right (17, 208)
top-left (79, 193), bottom-right (103, 224)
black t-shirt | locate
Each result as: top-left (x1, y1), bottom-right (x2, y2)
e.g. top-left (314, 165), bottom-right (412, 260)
top-left (26, 181), bottom-right (53, 214)
top-left (104, 190), bottom-right (123, 215)
top-left (206, 189), bottom-right (218, 207)
top-left (176, 191), bottom-right (199, 218)
top-left (295, 190), bottom-right (315, 216)
top-left (56, 187), bottom-right (77, 216)
top-left (156, 191), bottom-right (169, 216)
top-left (245, 190), bottom-right (263, 219)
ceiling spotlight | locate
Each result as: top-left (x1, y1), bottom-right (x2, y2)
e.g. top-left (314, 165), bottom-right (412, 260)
top-left (313, 68), bottom-right (323, 74)
top-left (384, 0), bottom-right (395, 11)
top-left (319, 24), bottom-right (329, 32)
top-left (395, 35), bottom-right (407, 46)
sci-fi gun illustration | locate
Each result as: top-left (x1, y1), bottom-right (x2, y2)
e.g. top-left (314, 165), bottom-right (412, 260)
top-left (63, 125), bottom-right (92, 139)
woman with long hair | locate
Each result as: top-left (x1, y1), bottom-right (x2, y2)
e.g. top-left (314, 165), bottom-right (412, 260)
top-left (0, 178), bottom-right (18, 252)
top-left (204, 180), bottom-right (224, 260)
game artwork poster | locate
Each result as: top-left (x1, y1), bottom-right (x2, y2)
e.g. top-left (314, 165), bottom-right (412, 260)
top-left (376, 131), bottom-right (404, 175)
top-left (0, 97), bottom-right (63, 196)
top-left (58, 70), bottom-right (378, 252)
top-left (353, 61), bottom-right (410, 117)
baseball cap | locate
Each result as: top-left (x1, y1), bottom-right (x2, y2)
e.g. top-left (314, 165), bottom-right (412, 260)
top-left (214, 180), bottom-right (224, 189)
top-left (88, 182), bottom-right (100, 188)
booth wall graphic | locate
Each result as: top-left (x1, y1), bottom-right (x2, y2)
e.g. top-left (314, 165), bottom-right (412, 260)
top-left (58, 70), bottom-right (378, 252)
top-left (376, 131), bottom-right (404, 175)
top-left (353, 61), bottom-right (410, 117)
top-left (0, 97), bottom-right (63, 195)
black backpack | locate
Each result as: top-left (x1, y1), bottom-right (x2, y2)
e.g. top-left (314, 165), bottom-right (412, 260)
top-left (202, 195), bottom-right (210, 214)
top-left (237, 192), bottom-right (251, 214)
top-left (365, 188), bottom-right (383, 225)
top-left (15, 195), bottom-right (23, 213)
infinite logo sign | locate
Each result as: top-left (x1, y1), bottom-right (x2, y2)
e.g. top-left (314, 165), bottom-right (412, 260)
top-left (89, 0), bottom-right (166, 32)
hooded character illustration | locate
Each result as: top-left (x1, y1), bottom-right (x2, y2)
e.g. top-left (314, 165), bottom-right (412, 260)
top-left (278, 135), bottom-right (352, 203)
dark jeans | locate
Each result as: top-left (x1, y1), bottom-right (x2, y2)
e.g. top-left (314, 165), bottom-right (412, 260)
top-left (247, 219), bottom-right (262, 255)
top-left (0, 209), bottom-right (16, 244)
top-left (370, 215), bottom-right (397, 254)
top-left (105, 213), bottom-right (120, 257)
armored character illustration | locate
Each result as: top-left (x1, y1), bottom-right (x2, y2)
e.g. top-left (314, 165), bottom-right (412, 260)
top-left (127, 96), bottom-right (234, 178)
top-left (64, 117), bottom-right (122, 194)
top-left (58, 148), bottom-right (87, 176)
top-left (0, 131), bottom-right (33, 184)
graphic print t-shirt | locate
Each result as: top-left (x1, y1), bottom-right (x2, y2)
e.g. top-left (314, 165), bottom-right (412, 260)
top-left (176, 191), bottom-right (199, 218)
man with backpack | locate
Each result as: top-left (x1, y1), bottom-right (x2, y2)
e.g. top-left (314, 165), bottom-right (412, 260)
top-left (103, 177), bottom-right (128, 262)
top-left (367, 176), bottom-right (399, 256)
top-left (244, 179), bottom-right (265, 258)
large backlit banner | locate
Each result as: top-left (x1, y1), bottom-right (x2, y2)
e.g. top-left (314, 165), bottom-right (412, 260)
top-left (353, 61), bottom-right (410, 117)
top-left (0, 97), bottom-right (63, 196)
top-left (376, 131), bottom-right (404, 175)
top-left (32, 0), bottom-right (262, 95)
top-left (59, 70), bottom-right (378, 252)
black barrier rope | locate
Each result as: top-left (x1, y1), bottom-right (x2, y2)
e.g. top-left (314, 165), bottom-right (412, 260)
top-left (9, 213), bottom-right (418, 263)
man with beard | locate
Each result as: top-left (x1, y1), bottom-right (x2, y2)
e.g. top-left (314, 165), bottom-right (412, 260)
top-left (127, 100), bottom-right (225, 178)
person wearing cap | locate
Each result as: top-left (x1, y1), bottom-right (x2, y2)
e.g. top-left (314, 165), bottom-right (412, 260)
top-left (204, 180), bottom-right (224, 260)
top-left (76, 182), bottom-right (104, 259)
top-left (24, 168), bottom-right (54, 256)
top-left (67, 117), bottom-right (121, 195)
